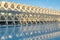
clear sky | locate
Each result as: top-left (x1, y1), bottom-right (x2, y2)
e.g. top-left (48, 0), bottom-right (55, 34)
top-left (0, 0), bottom-right (60, 10)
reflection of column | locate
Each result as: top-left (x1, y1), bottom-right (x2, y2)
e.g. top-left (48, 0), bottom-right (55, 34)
top-left (23, 31), bottom-right (60, 40)
top-left (58, 22), bottom-right (60, 30)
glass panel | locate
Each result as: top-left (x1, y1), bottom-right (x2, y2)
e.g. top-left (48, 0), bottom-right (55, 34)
top-left (8, 16), bottom-right (12, 20)
top-left (0, 16), bottom-right (5, 20)
top-left (14, 16), bottom-right (18, 20)
top-left (8, 21), bottom-right (14, 25)
top-left (0, 21), bottom-right (6, 25)
top-left (11, 4), bottom-right (14, 8)
top-left (15, 21), bottom-right (20, 25)
top-left (4, 3), bottom-right (8, 8)
top-left (17, 4), bottom-right (20, 9)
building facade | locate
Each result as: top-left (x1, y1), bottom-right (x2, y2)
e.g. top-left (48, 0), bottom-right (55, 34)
top-left (0, 2), bottom-right (60, 40)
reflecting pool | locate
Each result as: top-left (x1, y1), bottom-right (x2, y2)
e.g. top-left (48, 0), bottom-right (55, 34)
top-left (0, 22), bottom-right (60, 40)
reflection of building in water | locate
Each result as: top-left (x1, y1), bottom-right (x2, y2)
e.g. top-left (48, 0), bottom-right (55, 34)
top-left (0, 2), bottom-right (60, 40)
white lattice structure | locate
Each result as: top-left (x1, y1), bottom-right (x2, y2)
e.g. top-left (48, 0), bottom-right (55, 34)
top-left (0, 2), bottom-right (60, 25)
top-left (0, 2), bottom-right (60, 15)
top-left (0, 2), bottom-right (60, 40)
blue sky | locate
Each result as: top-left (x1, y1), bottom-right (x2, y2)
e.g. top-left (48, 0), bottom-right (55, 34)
top-left (0, 0), bottom-right (60, 10)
